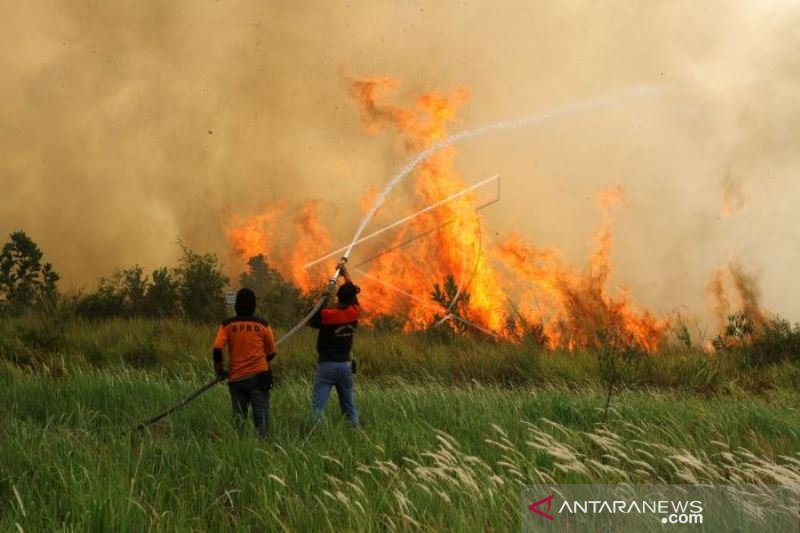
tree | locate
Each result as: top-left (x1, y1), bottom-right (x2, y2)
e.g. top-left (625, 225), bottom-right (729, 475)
top-left (120, 265), bottom-right (149, 316)
top-left (175, 244), bottom-right (229, 323)
top-left (239, 255), bottom-right (309, 327)
top-left (595, 327), bottom-right (644, 424)
top-left (0, 231), bottom-right (60, 312)
top-left (76, 265), bottom-right (182, 319)
top-left (143, 267), bottom-right (180, 318)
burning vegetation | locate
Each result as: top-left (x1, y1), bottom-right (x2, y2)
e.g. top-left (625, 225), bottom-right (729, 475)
top-left (223, 78), bottom-right (775, 353)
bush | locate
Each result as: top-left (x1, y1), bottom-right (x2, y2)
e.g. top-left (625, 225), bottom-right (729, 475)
top-left (712, 311), bottom-right (755, 350)
top-left (175, 245), bottom-right (229, 323)
top-left (76, 266), bottom-right (182, 320)
top-left (238, 255), bottom-right (311, 327)
top-left (73, 243), bottom-right (229, 323)
top-left (76, 279), bottom-right (127, 319)
top-left (369, 313), bottom-right (406, 333)
top-left (712, 314), bottom-right (800, 368)
top-left (746, 317), bottom-right (800, 367)
top-left (143, 267), bottom-right (180, 318)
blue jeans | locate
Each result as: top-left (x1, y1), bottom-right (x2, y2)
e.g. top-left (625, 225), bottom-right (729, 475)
top-left (229, 372), bottom-right (271, 437)
top-left (312, 361), bottom-right (359, 426)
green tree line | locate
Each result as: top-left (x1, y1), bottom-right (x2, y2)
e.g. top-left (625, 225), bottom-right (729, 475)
top-left (0, 231), bottom-right (311, 326)
top-left (2, 230), bottom-right (798, 368)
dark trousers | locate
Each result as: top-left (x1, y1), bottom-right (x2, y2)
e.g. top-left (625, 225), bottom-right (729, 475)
top-left (228, 372), bottom-right (271, 437)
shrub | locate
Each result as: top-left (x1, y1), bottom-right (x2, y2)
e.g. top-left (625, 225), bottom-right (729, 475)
top-left (712, 311), bottom-right (755, 350)
top-left (746, 316), bottom-right (800, 366)
top-left (369, 313), bottom-right (406, 333)
top-left (238, 255), bottom-right (310, 327)
top-left (712, 314), bottom-right (800, 368)
top-left (76, 279), bottom-right (126, 319)
top-left (143, 267), bottom-right (180, 318)
top-left (175, 244), bottom-right (229, 323)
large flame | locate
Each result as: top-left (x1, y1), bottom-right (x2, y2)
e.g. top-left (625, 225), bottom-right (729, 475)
top-left (225, 77), bottom-right (671, 351)
top-left (289, 200), bottom-right (332, 293)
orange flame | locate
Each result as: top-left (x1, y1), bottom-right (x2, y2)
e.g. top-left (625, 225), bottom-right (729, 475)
top-left (225, 200), bottom-right (331, 291)
top-left (226, 204), bottom-right (285, 269)
top-left (289, 200), bottom-right (332, 293)
top-left (225, 77), bottom-right (670, 351)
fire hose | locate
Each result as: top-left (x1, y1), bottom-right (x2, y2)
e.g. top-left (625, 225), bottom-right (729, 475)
top-left (135, 258), bottom-right (349, 431)
top-left (135, 374), bottom-right (225, 431)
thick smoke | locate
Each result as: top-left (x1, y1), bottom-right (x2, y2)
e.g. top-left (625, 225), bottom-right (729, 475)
top-left (1, 1), bottom-right (799, 323)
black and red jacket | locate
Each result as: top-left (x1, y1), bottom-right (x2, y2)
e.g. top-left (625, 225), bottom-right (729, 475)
top-left (309, 303), bottom-right (359, 362)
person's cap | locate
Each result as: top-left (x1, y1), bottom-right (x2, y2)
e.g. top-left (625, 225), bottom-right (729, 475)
top-left (234, 287), bottom-right (256, 315)
top-left (336, 281), bottom-right (360, 301)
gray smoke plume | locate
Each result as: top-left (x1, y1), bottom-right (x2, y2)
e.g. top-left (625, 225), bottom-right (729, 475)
top-left (1, 1), bottom-right (799, 323)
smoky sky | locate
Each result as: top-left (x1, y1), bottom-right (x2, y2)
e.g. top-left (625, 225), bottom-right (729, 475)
top-left (2, 1), bottom-right (799, 321)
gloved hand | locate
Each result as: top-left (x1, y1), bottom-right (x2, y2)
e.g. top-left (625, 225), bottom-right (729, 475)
top-left (338, 262), bottom-right (351, 282)
top-left (258, 370), bottom-right (273, 390)
top-left (214, 361), bottom-right (228, 380)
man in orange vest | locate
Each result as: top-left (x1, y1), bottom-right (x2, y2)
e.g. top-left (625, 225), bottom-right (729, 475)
top-left (212, 288), bottom-right (277, 437)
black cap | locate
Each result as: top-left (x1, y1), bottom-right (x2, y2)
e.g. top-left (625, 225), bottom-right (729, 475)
top-left (336, 281), bottom-right (360, 303)
top-left (234, 287), bottom-right (256, 316)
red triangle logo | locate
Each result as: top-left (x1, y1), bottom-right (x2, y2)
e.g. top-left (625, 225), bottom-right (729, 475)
top-left (528, 494), bottom-right (555, 521)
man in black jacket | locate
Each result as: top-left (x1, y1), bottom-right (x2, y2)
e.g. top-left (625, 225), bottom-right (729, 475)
top-left (308, 264), bottom-right (360, 426)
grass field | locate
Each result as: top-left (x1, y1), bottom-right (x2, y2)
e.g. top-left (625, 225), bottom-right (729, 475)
top-left (3, 316), bottom-right (800, 391)
top-left (2, 317), bottom-right (800, 530)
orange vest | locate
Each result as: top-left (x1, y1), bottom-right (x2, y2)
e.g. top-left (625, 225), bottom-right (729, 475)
top-left (212, 316), bottom-right (276, 381)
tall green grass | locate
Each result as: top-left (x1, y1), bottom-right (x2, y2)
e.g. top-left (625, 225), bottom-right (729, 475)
top-left (2, 316), bottom-right (799, 393)
top-left (2, 370), bottom-right (799, 531)
top-left (2, 316), bottom-right (799, 530)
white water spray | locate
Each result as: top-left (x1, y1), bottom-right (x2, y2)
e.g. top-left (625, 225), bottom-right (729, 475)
top-left (343, 84), bottom-right (666, 259)
top-left (304, 174), bottom-right (499, 269)
top-left (276, 84), bottom-right (666, 346)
